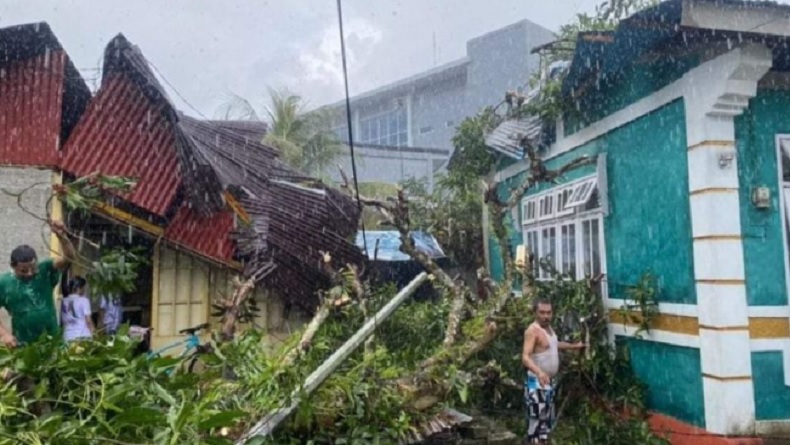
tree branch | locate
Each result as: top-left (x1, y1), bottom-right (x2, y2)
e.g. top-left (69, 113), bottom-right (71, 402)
top-left (219, 277), bottom-right (256, 342)
top-left (339, 167), bottom-right (472, 348)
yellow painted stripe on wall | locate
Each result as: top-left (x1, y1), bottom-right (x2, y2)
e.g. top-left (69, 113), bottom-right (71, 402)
top-left (608, 309), bottom-right (699, 336)
top-left (689, 187), bottom-right (739, 196)
top-left (687, 140), bottom-right (735, 151)
top-left (610, 309), bottom-right (790, 339)
top-left (702, 373), bottom-right (751, 382)
top-left (749, 317), bottom-right (790, 339)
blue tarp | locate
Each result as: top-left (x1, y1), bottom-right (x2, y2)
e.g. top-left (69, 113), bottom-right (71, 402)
top-left (355, 230), bottom-right (446, 261)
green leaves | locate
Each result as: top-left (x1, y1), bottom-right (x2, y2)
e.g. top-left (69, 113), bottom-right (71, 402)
top-left (261, 87), bottom-right (344, 178)
top-left (57, 173), bottom-right (137, 213)
top-left (199, 410), bottom-right (247, 432)
top-left (0, 333), bottom-right (256, 444)
top-left (86, 246), bottom-right (150, 297)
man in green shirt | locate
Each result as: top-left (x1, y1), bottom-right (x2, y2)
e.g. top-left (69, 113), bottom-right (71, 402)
top-left (0, 221), bottom-right (75, 347)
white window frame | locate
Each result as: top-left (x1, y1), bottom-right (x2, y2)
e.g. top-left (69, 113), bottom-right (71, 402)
top-left (556, 187), bottom-right (575, 217)
top-left (523, 199), bottom-right (538, 224)
top-left (520, 175), bottom-right (599, 225)
top-left (520, 174), bottom-right (607, 289)
top-left (537, 194), bottom-right (555, 221)
top-left (359, 106), bottom-right (408, 147)
top-left (565, 177), bottom-right (597, 208)
top-left (775, 135), bottom-right (790, 301)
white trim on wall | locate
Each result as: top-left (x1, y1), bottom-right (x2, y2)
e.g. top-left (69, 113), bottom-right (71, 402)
top-left (496, 45), bottom-right (772, 183)
top-left (775, 135), bottom-right (790, 310)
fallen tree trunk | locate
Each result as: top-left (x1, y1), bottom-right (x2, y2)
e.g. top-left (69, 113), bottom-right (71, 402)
top-left (280, 302), bottom-right (332, 367)
top-left (237, 272), bottom-right (429, 443)
top-left (220, 278), bottom-right (256, 342)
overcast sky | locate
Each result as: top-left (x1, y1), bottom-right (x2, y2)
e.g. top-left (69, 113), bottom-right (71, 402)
top-left (0, 0), bottom-right (602, 118)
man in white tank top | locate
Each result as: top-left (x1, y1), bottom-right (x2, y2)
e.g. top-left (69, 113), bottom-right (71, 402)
top-left (522, 297), bottom-right (586, 444)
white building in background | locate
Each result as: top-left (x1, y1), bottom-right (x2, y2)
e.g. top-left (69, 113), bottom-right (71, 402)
top-left (321, 18), bottom-right (555, 189)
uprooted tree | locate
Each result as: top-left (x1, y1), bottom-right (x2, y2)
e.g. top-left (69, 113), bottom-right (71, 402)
top-left (0, 1), bottom-right (672, 442)
top-left (0, 114), bottom-right (666, 445)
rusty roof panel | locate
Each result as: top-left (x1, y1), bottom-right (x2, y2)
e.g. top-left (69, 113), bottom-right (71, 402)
top-left (0, 51), bottom-right (64, 166)
top-left (61, 74), bottom-right (181, 216)
top-left (0, 23), bottom-right (91, 167)
top-left (165, 205), bottom-right (236, 263)
top-left (58, 31), bottom-right (364, 307)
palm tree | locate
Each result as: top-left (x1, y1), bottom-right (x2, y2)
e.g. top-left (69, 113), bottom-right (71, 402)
top-left (215, 88), bottom-right (344, 178)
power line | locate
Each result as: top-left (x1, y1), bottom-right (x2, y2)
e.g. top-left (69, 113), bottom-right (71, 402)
top-left (336, 0), bottom-right (368, 257)
top-left (146, 58), bottom-right (210, 120)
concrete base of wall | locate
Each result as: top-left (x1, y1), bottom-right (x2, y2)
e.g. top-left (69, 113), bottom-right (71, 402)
top-left (650, 414), bottom-right (790, 445)
top-left (0, 166), bottom-right (54, 335)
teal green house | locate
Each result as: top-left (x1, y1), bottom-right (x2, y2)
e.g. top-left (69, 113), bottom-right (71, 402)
top-left (484, 0), bottom-right (790, 439)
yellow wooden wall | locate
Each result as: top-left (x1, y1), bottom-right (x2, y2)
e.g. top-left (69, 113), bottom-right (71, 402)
top-left (149, 243), bottom-right (312, 355)
top-left (151, 244), bottom-right (217, 352)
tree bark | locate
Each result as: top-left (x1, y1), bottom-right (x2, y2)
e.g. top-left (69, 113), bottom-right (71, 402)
top-left (280, 301), bottom-right (332, 367)
top-left (219, 277), bottom-right (256, 342)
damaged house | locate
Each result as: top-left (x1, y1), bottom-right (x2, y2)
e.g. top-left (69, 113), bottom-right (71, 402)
top-left (484, 0), bottom-right (790, 441)
top-left (0, 22), bottom-right (363, 351)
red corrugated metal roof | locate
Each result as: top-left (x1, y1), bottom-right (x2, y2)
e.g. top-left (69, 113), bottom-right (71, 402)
top-left (0, 50), bottom-right (65, 166)
top-left (165, 205), bottom-right (235, 263)
top-left (60, 74), bottom-right (181, 216)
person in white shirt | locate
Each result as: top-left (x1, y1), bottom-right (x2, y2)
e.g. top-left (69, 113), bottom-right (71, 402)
top-left (98, 293), bottom-right (123, 335)
top-left (61, 277), bottom-right (94, 342)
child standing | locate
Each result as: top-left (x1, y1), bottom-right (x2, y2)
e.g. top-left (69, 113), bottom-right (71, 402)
top-left (61, 277), bottom-right (94, 342)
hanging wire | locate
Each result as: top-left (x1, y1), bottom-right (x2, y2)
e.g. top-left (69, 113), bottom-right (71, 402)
top-left (336, 0), bottom-right (368, 257)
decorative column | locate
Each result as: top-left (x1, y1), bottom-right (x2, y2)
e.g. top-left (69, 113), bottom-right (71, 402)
top-left (682, 43), bottom-right (773, 435)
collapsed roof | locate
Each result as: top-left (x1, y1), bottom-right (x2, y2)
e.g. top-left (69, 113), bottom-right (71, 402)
top-left (59, 33), bottom-right (363, 310)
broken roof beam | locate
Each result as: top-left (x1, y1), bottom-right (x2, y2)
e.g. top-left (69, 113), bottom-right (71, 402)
top-left (236, 272), bottom-right (429, 443)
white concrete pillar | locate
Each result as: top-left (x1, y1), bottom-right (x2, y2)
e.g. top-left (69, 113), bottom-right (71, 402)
top-left (682, 43), bottom-right (773, 435)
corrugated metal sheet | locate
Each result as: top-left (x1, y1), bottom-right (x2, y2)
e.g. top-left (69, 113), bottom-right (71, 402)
top-left (402, 408), bottom-right (474, 444)
top-left (0, 51), bottom-right (65, 166)
top-left (204, 120), bottom-right (267, 143)
top-left (484, 117), bottom-right (542, 159)
top-left (57, 32), bottom-right (364, 308)
top-left (357, 231), bottom-right (446, 261)
top-left (0, 22), bottom-right (91, 167)
top-left (165, 205), bottom-right (236, 263)
top-left (61, 74), bottom-right (182, 216)
top-left (262, 179), bottom-right (364, 309)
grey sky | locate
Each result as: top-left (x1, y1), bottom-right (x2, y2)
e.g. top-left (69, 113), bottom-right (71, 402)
top-left (0, 0), bottom-right (601, 118)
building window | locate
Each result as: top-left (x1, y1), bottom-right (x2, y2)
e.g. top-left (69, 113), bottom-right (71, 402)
top-left (521, 175), bottom-right (605, 281)
top-left (779, 137), bottom-right (790, 284)
top-left (334, 125), bottom-right (349, 142)
top-left (419, 126), bottom-right (433, 135)
top-left (446, 120), bottom-right (455, 128)
top-left (359, 106), bottom-right (408, 146)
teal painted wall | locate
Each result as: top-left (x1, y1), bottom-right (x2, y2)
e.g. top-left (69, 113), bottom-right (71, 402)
top-left (489, 101), bottom-right (696, 303)
top-left (604, 100), bottom-right (696, 304)
top-left (488, 145), bottom-right (599, 281)
top-left (752, 351), bottom-right (790, 420)
top-left (566, 54), bottom-right (700, 135)
top-left (488, 171), bottom-right (527, 282)
top-left (735, 90), bottom-right (789, 306)
top-left (621, 337), bottom-right (706, 427)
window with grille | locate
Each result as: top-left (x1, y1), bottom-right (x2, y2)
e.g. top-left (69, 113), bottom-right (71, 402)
top-left (778, 137), bottom-right (790, 289)
top-left (520, 175), bottom-right (605, 282)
